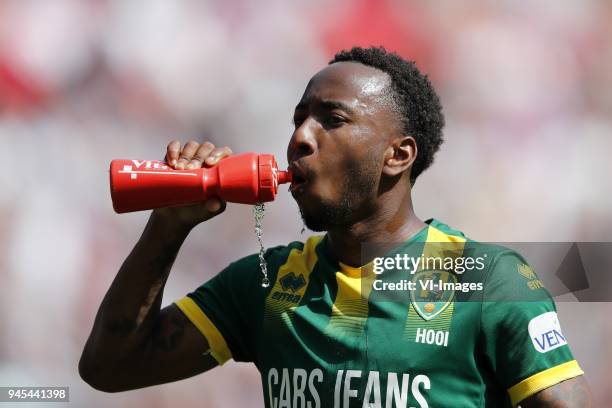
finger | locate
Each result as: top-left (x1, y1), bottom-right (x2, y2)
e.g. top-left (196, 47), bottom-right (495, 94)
top-left (204, 146), bottom-right (233, 166)
top-left (175, 140), bottom-right (202, 170)
top-left (187, 141), bottom-right (215, 169)
top-left (166, 140), bottom-right (181, 167)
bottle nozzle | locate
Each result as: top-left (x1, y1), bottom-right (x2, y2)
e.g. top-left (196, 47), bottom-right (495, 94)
top-left (277, 170), bottom-right (292, 184)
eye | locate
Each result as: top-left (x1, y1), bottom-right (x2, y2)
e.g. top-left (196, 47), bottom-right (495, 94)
top-left (322, 114), bottom-right (346, 128)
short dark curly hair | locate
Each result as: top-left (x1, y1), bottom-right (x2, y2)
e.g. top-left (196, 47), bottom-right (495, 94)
top-left (330, 46), bottom-right (444, 184)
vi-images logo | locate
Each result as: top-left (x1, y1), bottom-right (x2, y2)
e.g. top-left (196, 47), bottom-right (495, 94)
top-left (528, 312), bottom-right (568, 353)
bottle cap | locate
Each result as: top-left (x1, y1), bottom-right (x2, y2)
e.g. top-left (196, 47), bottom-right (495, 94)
top-left (277, 170), bottom-right (292, 184)
top-left (258, 154), bottom-right (289, 201)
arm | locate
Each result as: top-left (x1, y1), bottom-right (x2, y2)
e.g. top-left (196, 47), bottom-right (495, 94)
top-left (479, 251), bottom-right (590, 408)
top-left (79, 140), bottom-right (232, 392)
top-left (519, 375), bottom-right (593, 408)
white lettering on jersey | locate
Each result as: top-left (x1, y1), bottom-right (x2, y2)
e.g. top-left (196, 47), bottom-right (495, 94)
top-left (266, 368), bottom-right (429, 408)
top-left (268, 368), bottom-right (279, 408)
top-left (279, 368), bottom-right (291, 408)
top-left (385, 373), bottom-right (409, 408)
top-left (363, 371), bottom-right (381, 408)
top-left (415, 328), bottom-right (449, 347)
top-left (334, 370), bottom-right (343, 408)
top-left (528, 312), bottom-right (567, 353)
top-left (412, 375), bottom-right (430, 408)
top-left (293, 368), bottom-right (307, 408)
top-left (308, 369), bottom-right (323, 408)
top-left (343, 370), bottom-right (361, 407)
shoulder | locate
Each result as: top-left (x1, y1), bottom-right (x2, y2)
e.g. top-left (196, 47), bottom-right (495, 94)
top-left (223, 235), bottom-right (325, 278)
top-left (427, 219), bottom-right (545, 295)
top-left (424, 218), bottom-right (513, 267)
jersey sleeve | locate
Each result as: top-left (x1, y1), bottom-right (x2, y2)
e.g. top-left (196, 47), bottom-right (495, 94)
top-left (173, 245), bottom-right (292, 365)
top-left (480, 250), bottom-right (584, 407)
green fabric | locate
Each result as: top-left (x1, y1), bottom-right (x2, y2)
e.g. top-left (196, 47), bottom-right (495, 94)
top-left (183, 219), bottom-right (578, 407)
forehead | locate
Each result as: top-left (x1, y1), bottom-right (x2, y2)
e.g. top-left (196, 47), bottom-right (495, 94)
top-left (298, 62), bottom-right (392, 112)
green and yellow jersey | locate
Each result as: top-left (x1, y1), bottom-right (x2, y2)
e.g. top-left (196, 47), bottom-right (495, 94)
top-left (174, 219), bottom-right (583, 407)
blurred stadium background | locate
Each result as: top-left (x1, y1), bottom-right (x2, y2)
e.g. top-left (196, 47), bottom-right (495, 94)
top-left (0, 0), bottom-right (611, 406)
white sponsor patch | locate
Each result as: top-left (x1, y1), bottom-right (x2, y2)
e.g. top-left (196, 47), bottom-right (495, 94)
top-left (528, 312), bottom-right (567, 353)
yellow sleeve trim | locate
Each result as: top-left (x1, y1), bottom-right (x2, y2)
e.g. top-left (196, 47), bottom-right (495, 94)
top-left (508, 360), bottom-right (584, 406)
top-left (174, 296), bottom-right (232, 365)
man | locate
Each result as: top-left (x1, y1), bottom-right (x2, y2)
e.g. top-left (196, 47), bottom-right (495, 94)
top-left (80, 47), bottom-right (591, 407)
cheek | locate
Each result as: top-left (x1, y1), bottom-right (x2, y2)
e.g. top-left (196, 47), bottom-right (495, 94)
top-left (316, 172), bottom-right (345, 199)
top-left (315, 162), bottom-right (376, 201)
top-left (313, 126), bottom-right (383, 194)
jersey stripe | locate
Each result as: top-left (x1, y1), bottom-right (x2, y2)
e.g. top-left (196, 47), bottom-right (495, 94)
top-left (174, 296), bottom-right (232, 364)
top-left (507, 360), bottom-right (584, 406)
top-left (424, 224), bottom-right (467, 248)
top-left (327, 263), bottom-right (377, 336)
top-left (264, 235), bottom-right (324, 325)
top-left (403, 225), bottom-right (467, 334)
top-left (404, 303), bottom-right (454, 339)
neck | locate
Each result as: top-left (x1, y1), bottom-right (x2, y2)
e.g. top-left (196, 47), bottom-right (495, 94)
top-left (326, 186), bottom-right (425, 267)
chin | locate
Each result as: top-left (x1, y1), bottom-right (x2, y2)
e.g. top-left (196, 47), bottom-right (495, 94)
top-left (298, 205), bottom-right (330, 232)
top-left (301, 215), bottom-right (330, 232)
top-left (298, 199), bottom-right (355, 233)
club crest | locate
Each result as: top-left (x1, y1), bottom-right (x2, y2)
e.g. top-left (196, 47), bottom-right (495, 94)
top-left (410, 270), bottom-right (456, 321)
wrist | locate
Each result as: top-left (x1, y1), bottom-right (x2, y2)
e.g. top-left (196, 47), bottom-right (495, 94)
top-left (148, 210), bottom-right (195, 239)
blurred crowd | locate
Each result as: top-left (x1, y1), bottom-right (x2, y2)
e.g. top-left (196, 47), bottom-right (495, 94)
top-left (0, 0), bottom-right (611, 406)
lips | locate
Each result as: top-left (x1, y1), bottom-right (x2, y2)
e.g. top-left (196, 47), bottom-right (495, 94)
top-left (288, 163), bottom-right (310, 193)
top-left (292, 173), bottom-right (307, 185)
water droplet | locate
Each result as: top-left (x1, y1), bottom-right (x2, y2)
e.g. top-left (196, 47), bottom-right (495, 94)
top-left (253, 203), bottom-right (269, 288)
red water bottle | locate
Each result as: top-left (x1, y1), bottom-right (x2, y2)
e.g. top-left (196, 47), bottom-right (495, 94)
top-left (109, 152), bottom-right (292, 213)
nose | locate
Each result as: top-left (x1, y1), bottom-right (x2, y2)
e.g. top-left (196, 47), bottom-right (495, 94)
top-left (287, 118), bottom-right (316, 163)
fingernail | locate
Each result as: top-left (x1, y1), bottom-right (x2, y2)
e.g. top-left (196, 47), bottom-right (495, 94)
top-left (171, 159), bottom-right (177, 166)
top-left (186, 163), bottom-right (194, 170)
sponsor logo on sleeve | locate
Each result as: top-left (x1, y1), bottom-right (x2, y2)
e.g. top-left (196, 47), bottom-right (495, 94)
top-left (280, 272), bottom-right (307, 293)
top-left (518, 264), bottom-right (545, 290)
top-left (528, 312), bottom-right (568, 353)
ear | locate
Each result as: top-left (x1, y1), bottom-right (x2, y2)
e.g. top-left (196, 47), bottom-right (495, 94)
top-left (382, 136), bottom-right (417, 177)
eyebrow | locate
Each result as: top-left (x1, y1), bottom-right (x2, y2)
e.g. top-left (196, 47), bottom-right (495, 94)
top-left (294, 99), bottom-right (356, 116)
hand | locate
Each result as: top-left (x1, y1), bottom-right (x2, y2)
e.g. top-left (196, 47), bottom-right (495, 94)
top-left (152, 140), bottom-right (233, 230)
